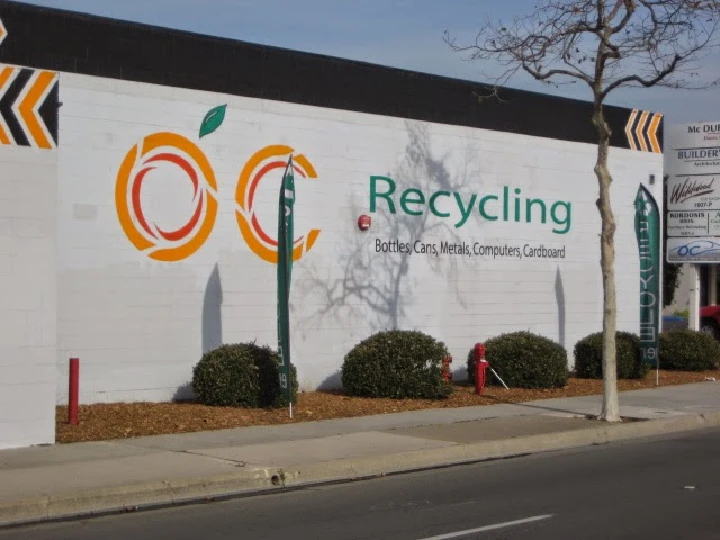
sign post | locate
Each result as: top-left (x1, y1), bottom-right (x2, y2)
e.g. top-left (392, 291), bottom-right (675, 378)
top-left (277, 155), bottom-right (295, 418)
top-left (635, 184), bottom-right (661, 381)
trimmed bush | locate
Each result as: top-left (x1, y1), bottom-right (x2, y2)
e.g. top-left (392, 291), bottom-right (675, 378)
top-left (468, 331), bottom-right (568, 389)
top-left (341, 330), bottom-right (452, 399)
top-left (574, 331), bottom-right (649, 379)
top-left (192, 343), bottom-right (297, 407)
top-left (659, 330), bottom-right (720, 371)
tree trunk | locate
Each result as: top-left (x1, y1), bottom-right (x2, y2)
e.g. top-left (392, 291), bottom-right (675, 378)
top-left (593, 106), bottom-right (621, 423)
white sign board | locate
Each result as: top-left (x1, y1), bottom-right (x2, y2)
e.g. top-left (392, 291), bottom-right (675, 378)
top-left (667, 237), bottom-right (720, 262)
top-left (667, 211), bottom-right (711, 237)
top-left (665, 121), bottom-right (720, 262)
top-left (667, 176), bottom-right (720, 211)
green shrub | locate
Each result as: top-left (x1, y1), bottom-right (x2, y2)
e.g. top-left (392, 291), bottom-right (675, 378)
top-left (574, 331), bottom-right (649, 379)
top-left (341, 330), bottom-right (452, 399)
top-left (192, 343), bottom-right (297, 407)
top-left (469, 331), bottom-right (568, 389)
top-left (659, 330), bottom-right (720, 371)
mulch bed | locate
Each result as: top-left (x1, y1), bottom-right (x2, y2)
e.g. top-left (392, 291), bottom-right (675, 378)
top-left (55, 369), bottom-right (719, 444)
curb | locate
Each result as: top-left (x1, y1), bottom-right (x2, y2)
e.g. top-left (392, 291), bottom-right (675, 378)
top-left (281, 411), bottom-right (720, 484)
top-left (2, 411), bottom-right (720, 528)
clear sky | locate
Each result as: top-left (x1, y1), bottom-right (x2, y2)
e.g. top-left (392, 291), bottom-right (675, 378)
top-left (12, 0), bottom-right (720, 124)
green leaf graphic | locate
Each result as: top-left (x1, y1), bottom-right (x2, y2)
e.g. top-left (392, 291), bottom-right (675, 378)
top-left (199, 105), bottom-right (227, 138)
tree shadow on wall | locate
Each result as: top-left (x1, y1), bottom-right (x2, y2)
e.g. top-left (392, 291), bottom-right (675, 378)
top-left (202, 263), bottom-right (223, 354)
top-left (299, 120), bottom-right (478, 335)
top-left (171, 263), bottom-right (224, 403)
top-left (318, 369), bottom-right (343, 392)
top-left (555, 266), bottom-right (566, 349)
top-left (173, 382), bottom-right (194, 403)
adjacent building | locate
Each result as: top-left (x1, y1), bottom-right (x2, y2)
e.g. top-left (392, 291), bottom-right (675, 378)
top-left (663, 121), bottom-right (720, 333)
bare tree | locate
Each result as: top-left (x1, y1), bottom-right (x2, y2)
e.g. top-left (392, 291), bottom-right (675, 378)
top-left (444, 1), bottom-right (720, 422)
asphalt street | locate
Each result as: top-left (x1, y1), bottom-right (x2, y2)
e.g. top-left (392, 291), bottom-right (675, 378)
top-left (3, 426), bottom-right (720, 540)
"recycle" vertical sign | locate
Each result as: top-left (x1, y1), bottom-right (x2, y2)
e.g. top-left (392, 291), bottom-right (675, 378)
top-left (634, 184), bottom-right (660, 367)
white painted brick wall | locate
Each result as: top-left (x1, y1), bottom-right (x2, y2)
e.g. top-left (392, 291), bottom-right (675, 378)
top-left (53, 72), bottom-right (663, 403)
top-left (0, 147), bottom-right (57, 449)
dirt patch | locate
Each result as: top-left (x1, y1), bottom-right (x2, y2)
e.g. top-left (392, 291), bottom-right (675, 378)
top-left (55, 369), bottom-right (718, 444)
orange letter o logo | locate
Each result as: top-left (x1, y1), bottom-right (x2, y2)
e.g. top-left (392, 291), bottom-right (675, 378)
top-left (235, 145), bottom-right (321, 263)
top-left (115, 132), bottom-right (218, 262)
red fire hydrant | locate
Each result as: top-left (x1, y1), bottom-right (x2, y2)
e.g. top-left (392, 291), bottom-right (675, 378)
top-left (474, 343), bottom-right (489, 395)
top-left (441, 354), bottom-right (453, 382)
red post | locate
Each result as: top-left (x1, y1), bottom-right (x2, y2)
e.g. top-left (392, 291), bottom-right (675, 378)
top-left (474, 343), bottom-right (488, 395)
top-left (442, 355), bottom-right (453, 382)
top-left (68, 358), bottom-right (79, 425)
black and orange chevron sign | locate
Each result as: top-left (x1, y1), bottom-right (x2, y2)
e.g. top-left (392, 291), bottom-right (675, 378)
top-left (0, 65), bottom-right (59, 149)
top-left (0, 17), bottom-right (6, 48)
top-left (624, 109), bottom-right (663, 153)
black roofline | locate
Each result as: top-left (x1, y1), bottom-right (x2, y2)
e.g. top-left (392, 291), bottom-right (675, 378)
top-left (0, 0), bottom-right (663, 150)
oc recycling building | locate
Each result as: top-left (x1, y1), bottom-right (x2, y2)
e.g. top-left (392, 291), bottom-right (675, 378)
top-left (0, 1), bottom-right (664, 449)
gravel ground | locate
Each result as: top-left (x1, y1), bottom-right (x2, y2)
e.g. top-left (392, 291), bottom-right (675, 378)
top-left (55, 369), bottom-right (719, 443)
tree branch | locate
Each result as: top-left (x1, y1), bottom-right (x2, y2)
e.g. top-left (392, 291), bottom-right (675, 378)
top-left (609, 0), bottom-right (636, 34)
top-left (601, 53), bottom-right (682, 96)
top-left (522, 63), bottom-right (595, 85)
top-left (444, 0), bottom-right (720, 100)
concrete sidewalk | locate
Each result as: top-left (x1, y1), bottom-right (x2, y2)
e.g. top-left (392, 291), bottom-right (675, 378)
top-left (1, 382), bottom-right (719, 527)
